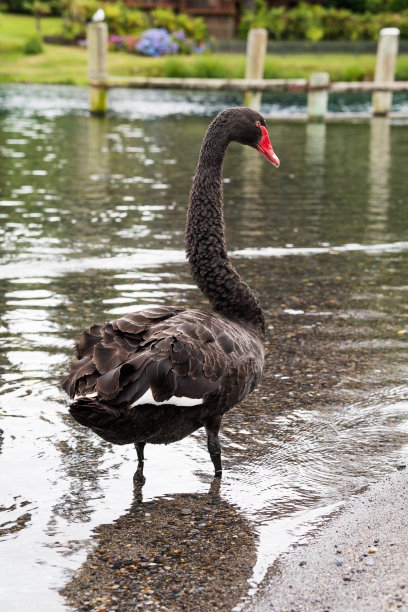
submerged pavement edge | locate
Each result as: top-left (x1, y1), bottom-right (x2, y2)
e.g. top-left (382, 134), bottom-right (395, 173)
top-left (251, 467), bottom-right (408, 611)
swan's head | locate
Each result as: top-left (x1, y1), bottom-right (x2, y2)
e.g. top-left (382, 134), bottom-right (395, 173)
top-left (218, 107), bottom-right (280, 168)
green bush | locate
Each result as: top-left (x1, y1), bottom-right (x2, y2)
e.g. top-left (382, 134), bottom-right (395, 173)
top-left (240, 2), bottom-right (408, 41)
top-left (2, 0), bottom-right (62, 14)
top-left (125, 7), bottom-right (148, 33)
top-left (151, 8), bottom-right (208, 43)
top-left (163, 55), bottom-right (242, 78)
top-left (104, 2), bottom-right (147, 35)
top-left (66, 0), bottom-right (98, 24)
top-left (396, 54), bottom-right (408, 79)
top-left (265, 7), bottom-right (287, 40)
top-left (341, 63), bottom-right (368, 80)
top-left (60, 21), bottom-right (85, 41)
top-left (163, 56), bottom-right (191, 78)
top-left (285, 3), bottom-right (325, 40)
top-left (23, 33), bottom-right (43, 54)
top-left (62, 0), bottom-right (147, 36)
top-left (151, 8), bottom-right (179, 32)
top-left (60, 4), bottom-right (205, 42)
top-left (326, 0), bottom-right (408, 13)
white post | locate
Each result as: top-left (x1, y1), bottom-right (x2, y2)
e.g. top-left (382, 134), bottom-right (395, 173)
top-left (307, 72), bottom-right (329, 122)
top-left (87, 21), bottom-right (108, 115)
top-left (372, 27), bottom-right (400, 116)
top-left (243, 28), bottom-right (268, 111)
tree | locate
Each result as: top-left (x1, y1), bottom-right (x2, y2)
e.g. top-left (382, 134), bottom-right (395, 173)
top-left (31, 1), bottom-right (51, 33)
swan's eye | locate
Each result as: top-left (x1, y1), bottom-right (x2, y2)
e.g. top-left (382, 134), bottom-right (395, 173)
top-left (255, 121), bottom-right (261, 127)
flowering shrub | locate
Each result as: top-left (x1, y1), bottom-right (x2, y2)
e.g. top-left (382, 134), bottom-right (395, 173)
top-left (107, 27), bottom-right (209, 56)
top-left (109, 34), bottom-right (125, 51)
top-left (53, 2), bottom-right (210, 53)
top-left (108, 34), bottom-right (140, 52)
top-left (135, 28), bottom-right (179, 57)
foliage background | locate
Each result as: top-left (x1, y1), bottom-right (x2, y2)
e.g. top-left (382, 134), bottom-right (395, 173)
top-left (2, 0), bottom-right (408, 42)
top-left (240, 1), bottom-right (408, 40)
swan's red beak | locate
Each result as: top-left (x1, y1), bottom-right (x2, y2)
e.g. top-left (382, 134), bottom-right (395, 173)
top-left (256, 126), bottom-right (280, 167)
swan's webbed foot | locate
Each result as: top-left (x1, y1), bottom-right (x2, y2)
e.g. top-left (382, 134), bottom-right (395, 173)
top-left (209, 475), bottom-right (221, 496)
top-left (133, 469), bottom-right (146, 485)
top-left (204, 415), bottom-right (223, 478)
top-left (134, 442), bottom-right (146, 484)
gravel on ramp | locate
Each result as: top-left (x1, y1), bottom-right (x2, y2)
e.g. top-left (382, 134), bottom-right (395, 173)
top-left (251, 467), bottom-right (408, 612)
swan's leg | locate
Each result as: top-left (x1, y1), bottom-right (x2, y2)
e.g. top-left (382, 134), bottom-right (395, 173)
top-left (134, 442), bottom-right (146, 483)
top-left (204, 415), bottom-right (223, 478)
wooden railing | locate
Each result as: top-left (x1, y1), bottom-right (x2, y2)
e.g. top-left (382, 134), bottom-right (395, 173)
top-left (87, 24), bottom-right (407, 119)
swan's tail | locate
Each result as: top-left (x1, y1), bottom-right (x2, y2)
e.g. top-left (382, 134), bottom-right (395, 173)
top-left (69, 398), bottom-right (176, 445)
top-left (69, 397), bottom-right (116, 427)
top-left (68, 398), bottom-right (204, 446)
top-left (69, 398), bottom-right (133, 444)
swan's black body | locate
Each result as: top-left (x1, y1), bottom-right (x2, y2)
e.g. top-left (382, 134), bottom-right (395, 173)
top-left (62, 107), bottom-right (279, 478)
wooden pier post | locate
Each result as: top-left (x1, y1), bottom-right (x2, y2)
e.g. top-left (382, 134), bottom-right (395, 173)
top-left (307, 72), bottom-right (329, 122)
top-left (243, 28), bottom-right (268, 111)
top-left (372, 27), bottom-right (400, 116)
top-left (87, 21), bottom-right (108, 115)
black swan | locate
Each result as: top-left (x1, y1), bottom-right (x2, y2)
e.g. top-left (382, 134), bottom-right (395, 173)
top-left (62, 107), bottom-right (280, 479)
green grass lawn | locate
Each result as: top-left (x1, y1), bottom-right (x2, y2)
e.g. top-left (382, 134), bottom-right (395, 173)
top-left (1, 13), bottom-right (408, 85)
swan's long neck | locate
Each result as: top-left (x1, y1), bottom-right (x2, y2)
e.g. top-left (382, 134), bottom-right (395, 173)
top-left (185, 120), bottom-right (265, 337)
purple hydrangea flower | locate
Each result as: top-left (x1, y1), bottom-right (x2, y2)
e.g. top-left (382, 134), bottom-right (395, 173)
top-left (173, 30), bottom-right (186, 41)
top-left (136, 28), bottom-right (178, 57)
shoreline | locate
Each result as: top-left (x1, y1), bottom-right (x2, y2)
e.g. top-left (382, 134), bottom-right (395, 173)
top-left (250, 467), bottom-right (408, 611)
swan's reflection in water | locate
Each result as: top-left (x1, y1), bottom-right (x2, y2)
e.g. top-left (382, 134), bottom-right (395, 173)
top-left (61, 479), bottom-right (256, 611)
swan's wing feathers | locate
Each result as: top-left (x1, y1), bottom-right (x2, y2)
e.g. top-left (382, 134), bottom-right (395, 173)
top-left (74, 324), bottom-right (103, 359)
top-left (61, 356), bottom-right (97, 398)
top-left (62, 306), bottom-right (183, 400)
top-left (62, 307), bottom-right (262, 411)
top-left (93, 342), bottom-right (126, 375)
top-left (216, 332), bottom-right (234, 354)
top-left (171, 339), bottom-right (189, 363)
top-left (187, 313), bottom-right (263, 405)
top-left (107, 336), bottom-right (216, 406)
top-left (96, 352), bottom-right (151, 401)
top-left (195, 324), bottom-right (214, 344)
top-left (94, 364), bottom-right (122, 400)
top-left (113, 306), bottom-right (184, 336)
top-left (145, 357), bottom-right (174, 402)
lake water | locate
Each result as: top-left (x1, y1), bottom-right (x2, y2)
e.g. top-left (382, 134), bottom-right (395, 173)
top-left (1, 84), bottom-right (408, 610)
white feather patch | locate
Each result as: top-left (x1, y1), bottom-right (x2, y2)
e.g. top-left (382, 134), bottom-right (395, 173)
top-left (74, 392), bottom-right (97, 400)
top-left (74, 389), bottom-right (203, 407)
top-left (130, 388), bottom-right (203, 407)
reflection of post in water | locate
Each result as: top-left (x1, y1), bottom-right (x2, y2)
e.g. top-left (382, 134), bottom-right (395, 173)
top-left (368, 117), bottom-right (390, 240)
top-left (305, 122), bottom-right (326, 166)
top-left (238, 145), bottom-right (265, 243)
top-left (61, 478), bottom-right (256, 610)
top-left (241, 144), bottom-right (264, 201)
top-left (86, 115), bottom-right (109, 181)
top-left (305, 122), bottom-right (326, 200)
